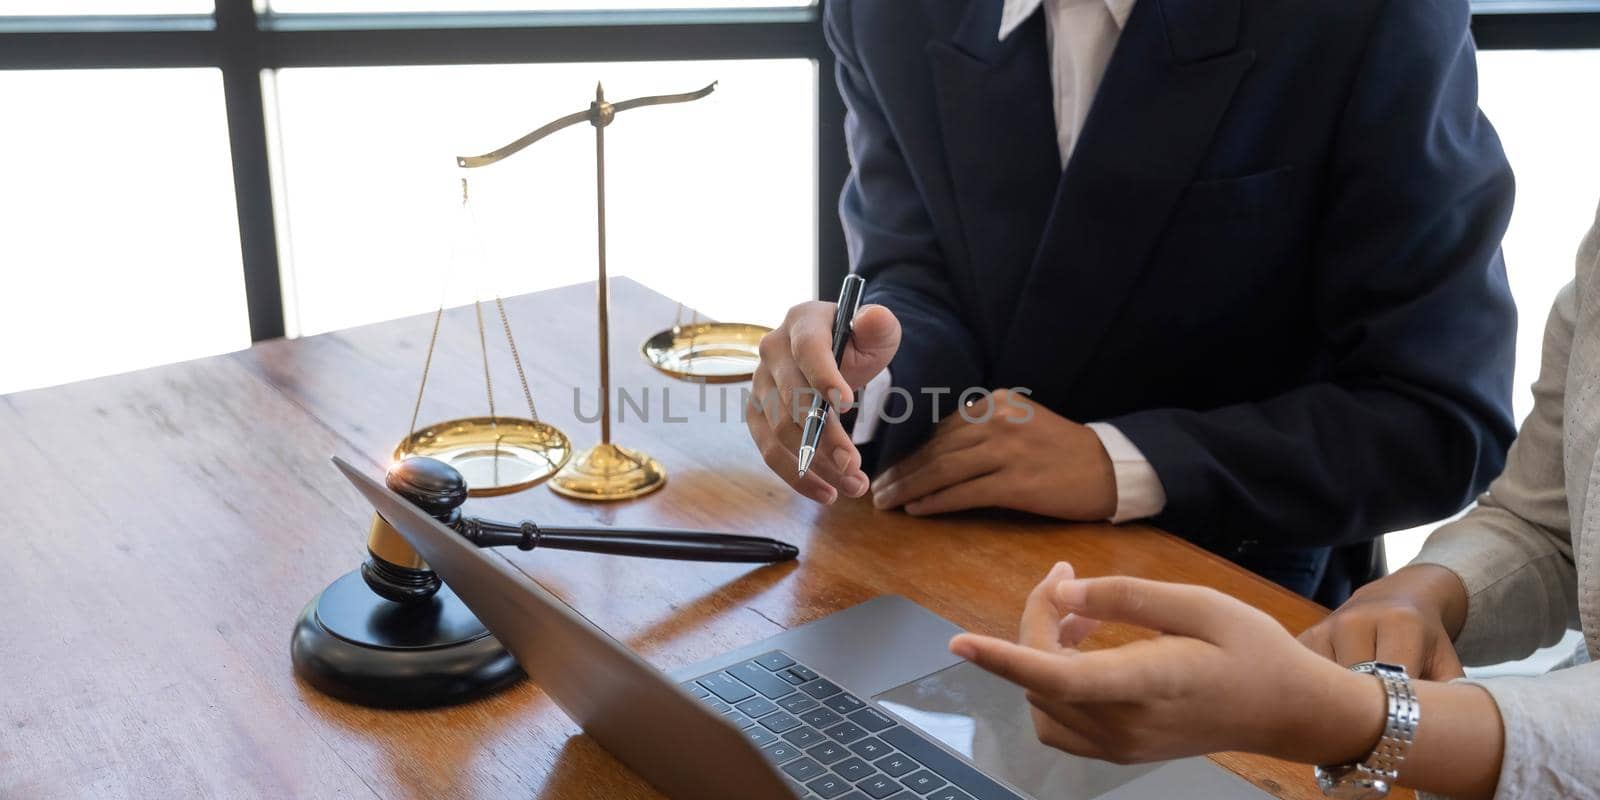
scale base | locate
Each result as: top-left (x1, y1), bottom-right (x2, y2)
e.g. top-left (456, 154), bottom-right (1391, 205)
top-left (548, 442), bottom-right (666, 501)
top-left (291, 570), bottom-right (522, 708)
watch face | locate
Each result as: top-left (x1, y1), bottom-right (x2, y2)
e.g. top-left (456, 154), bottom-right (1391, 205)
top-left (1354, 661), bottom-right (1409, 679)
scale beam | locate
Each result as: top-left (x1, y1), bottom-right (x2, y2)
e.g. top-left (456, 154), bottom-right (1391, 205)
top-left (455, 81), bottom-right (717, 169)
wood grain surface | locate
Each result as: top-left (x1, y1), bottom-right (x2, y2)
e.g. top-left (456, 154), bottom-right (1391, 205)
top-left (0, 279), bottom-right (1406, 800)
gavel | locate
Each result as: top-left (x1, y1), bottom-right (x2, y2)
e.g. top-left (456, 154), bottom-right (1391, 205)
top-left (362, 456), bottom-right (799, 604)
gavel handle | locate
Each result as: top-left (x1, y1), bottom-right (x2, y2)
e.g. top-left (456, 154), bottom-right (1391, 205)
top-left (452, 517), bottom-right (799, 563)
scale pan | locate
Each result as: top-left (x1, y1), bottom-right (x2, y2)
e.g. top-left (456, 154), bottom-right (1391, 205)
top-left (641, 322), bottom-right (772, 383)
top-left (394, 417), bottom-right (572, 497)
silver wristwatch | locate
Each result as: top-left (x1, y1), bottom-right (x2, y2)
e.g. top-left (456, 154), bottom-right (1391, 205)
top-left (1314, 661), bottom-right (1420, 800)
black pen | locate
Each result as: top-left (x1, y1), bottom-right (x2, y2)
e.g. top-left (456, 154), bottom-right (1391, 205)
top-left (797, 274), bottom-right (866, 478)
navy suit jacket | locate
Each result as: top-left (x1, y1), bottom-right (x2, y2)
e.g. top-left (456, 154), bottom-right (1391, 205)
top-left (828, 0), bottom-right (1518, 595)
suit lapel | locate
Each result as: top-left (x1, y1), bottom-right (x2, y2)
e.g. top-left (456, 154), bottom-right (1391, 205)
top-left (995, 0), bottom-right (1255, 399)
top-left (927, 0), bottom-right (1061, 365)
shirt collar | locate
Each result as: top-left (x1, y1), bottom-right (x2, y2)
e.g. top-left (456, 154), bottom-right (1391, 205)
top-left (999, 0), bottom-right (1136, 41)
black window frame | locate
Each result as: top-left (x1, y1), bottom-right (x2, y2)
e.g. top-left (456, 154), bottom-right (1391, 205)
top-left (0, 0), bottom-right (1594, 341)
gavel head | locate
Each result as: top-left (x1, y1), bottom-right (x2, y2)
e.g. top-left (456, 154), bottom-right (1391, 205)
top-left (360, 456), bottom-right (469, 604)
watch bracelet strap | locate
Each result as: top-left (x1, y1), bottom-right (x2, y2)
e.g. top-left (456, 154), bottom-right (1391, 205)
top-left (1353, 662), bottom-right (1419, 778)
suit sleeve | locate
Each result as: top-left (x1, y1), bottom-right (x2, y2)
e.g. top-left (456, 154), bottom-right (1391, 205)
top-left (825, 0), bottom-right (985, 472)
top-left (1110, 0), bottom-right (1519, 551)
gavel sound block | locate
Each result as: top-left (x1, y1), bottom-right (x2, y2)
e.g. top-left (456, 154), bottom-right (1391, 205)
top-left (291, 457), bottom-right (798, 708)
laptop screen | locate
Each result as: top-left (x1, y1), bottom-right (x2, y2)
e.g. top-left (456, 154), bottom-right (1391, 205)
top-left (875, 662), bottom-right (1160, 798)
top-left (874, 662), bottom-right (1273, 800)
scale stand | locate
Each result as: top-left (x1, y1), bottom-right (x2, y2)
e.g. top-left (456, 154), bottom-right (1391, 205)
top-left (457, 81), bottom-right (716, 501)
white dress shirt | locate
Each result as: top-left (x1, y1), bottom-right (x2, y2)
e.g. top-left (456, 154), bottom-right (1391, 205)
top-left (854, 0), bottom-right (1167, 524)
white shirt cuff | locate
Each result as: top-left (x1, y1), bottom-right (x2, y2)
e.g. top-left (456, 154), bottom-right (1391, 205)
top-left (1085, 422), bottom-right (1168, 523)
top-left (851, 368), bottom-right (894, 445)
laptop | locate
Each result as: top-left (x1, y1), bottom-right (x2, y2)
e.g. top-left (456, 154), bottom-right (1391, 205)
top-left (334, 457), bottom-right (1275, 800)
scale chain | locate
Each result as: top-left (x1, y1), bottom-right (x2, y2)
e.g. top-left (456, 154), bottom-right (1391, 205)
top-left (404, 176), bottom-right (544, 457)
top-left (496, 296), bottom-right (540, 421)
top-left (405, 306), bottom-right (447, 448)
top-left (474, 299), bottom-right (496, 422)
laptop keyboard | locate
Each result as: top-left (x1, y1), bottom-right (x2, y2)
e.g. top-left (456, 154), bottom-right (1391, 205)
top-left (684, 651), bottom-right (1021, 800)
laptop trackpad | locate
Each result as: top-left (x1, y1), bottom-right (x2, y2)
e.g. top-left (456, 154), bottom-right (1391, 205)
top-left (874, 662), bottom-right (1270, 800)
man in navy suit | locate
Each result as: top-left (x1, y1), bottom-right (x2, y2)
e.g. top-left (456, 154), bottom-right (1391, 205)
top-left (746, 0), bottom-right (1517, 604)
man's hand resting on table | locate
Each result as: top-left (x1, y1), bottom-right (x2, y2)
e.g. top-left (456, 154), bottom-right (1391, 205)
top-left (871, 390), bottom-right (1118, 521)
top-left (745, 300), bottom-right (901, 505)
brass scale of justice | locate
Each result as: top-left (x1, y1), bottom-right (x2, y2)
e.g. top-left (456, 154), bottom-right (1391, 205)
top-left (397, 80), bottom-right (772, 501)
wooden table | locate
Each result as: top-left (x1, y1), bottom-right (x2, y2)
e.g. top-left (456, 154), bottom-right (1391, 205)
top-left (0, 279), bottom-right (1381, 799)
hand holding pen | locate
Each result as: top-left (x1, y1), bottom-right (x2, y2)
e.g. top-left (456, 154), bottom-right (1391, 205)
top-left (798, 275), bottom-right (866, 477)
top-left (744, 276), bottom-right (902, 504)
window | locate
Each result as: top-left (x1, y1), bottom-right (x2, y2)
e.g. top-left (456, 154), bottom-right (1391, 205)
top-left (268, 0), bottom-right (809, 11)
top-left (0, 3), bottom-right (834, 390)
top-left (1483, 49), bottom-right (1600, 420)
top-left (269, 59), bottom-right (815, 337)
top-left (0, 68), bottom-right (247, 395)
top-left (0, 1), bottom-right (211, 14)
